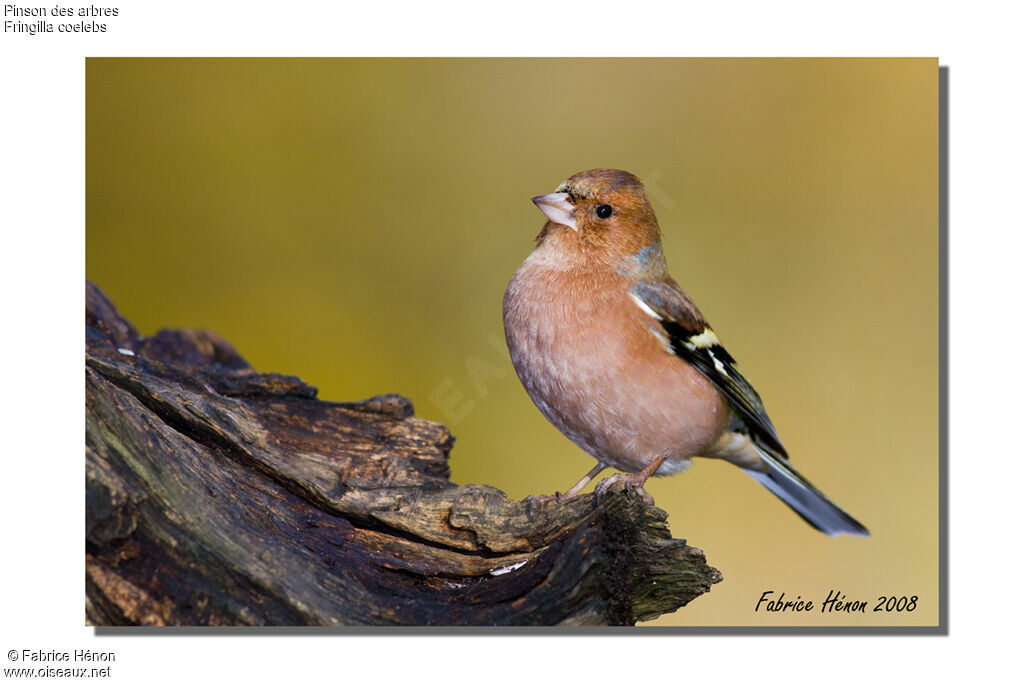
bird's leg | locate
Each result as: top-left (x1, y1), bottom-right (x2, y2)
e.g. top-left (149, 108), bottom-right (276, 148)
top-left (594, 455), bottom-right (669, 505)
top-left (562, 463), bottom-right (608, 498)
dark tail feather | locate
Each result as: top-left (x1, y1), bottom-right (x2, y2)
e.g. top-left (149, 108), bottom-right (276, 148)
top-left (744, 449), bottom-right (869, 537)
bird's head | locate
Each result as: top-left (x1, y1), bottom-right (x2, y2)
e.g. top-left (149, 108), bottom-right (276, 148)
top-left (531, 169), bottom-right (664, 271)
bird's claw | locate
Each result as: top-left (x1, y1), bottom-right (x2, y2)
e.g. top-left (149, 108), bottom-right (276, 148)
top-left (594, 473), bottom-right (655, 505)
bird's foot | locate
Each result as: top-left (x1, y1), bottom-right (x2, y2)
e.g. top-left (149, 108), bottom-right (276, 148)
top-left (594, 473), bottom-right (655, 505)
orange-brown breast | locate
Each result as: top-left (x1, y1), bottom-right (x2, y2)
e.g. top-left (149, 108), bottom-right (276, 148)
top-left (503, 256), bottom-right (730, 475)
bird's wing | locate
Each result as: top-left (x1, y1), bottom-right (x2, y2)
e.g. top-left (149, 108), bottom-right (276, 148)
top-left (630, 279), bottom-right (788, 457)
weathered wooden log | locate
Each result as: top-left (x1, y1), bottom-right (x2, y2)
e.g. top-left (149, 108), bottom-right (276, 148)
top-left (85, 282), bottom-right (721, 626)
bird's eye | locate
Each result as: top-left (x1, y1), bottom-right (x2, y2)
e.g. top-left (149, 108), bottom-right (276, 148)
top-left (595, 204), bottom-right (613, 219)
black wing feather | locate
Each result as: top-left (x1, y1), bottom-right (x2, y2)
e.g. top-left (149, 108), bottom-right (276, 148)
top-left (632, 280), bottom-right (788, 458)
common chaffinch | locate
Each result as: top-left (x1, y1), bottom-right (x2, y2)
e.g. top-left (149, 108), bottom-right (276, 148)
top-left (503, 169), bottom-right (868, 537)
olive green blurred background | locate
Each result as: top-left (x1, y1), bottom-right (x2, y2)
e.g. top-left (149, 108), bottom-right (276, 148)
top-left (86, 58), bottom-right (938, 627)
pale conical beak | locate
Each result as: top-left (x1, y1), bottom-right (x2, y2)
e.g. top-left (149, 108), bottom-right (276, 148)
top-left (531, 192), bottom-right (577, 231)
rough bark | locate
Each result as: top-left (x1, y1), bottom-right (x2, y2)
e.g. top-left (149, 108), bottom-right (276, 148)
top-left (85, 282), bottom-right (721, 626)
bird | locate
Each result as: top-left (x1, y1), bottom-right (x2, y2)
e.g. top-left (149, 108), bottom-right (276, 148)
top-left (502, 168), bottom-right (868, 537)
